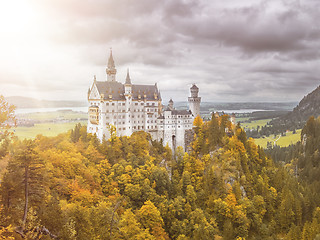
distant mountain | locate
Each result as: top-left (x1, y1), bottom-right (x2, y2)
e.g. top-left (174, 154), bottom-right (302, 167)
top-left (172, 101), bottom-right (297, 111)
top-left (5, 96), bottom-right (87, 108)
top-left (290, 85), bottom-right (320, 120)
top-left (281, 85), bottom-right (320, 122)
top-left (269, 85), bottom-right (320, 130)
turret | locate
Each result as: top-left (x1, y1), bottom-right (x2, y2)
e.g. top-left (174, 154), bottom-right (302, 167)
top-left (190, 84), bottom-right (199, 97)
top-left (124, 69), bottom-right (132, 96)
top-left (106, 49), bottom-right (117, 82)
top-left (188, 84), bottom-right (201, 117)
top-left (168, 98), bottom-right (174, 110)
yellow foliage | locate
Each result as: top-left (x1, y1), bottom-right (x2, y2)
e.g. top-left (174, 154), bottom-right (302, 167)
top-left (193, 115), bottom-right (203, 128)
top-left (0, 225), bottom-right (14, 240)
top-left (225, 187), bottom-right (237, 208)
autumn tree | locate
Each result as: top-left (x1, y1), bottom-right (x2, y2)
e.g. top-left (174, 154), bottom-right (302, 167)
top-left (137, 200), bottom-right (169, 239)
top-left (0, 95), bottom-right (15, 158)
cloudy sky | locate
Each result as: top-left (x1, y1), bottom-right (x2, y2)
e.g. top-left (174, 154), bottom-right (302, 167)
top-left (0, 0), bottom-right (319, 103)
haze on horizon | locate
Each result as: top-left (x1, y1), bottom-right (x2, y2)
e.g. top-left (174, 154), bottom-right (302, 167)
top-left (0, 0), bottom-right (319, 103)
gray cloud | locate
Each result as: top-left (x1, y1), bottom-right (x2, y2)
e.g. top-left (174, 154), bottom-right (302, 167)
top-left (1, 0), bottom-right (320, 102)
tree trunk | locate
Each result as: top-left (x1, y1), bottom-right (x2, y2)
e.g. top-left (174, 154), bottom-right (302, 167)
top-left (22, 165), bottom-right (29, 228)
top-left (109, 199), bottom-right (122, 238)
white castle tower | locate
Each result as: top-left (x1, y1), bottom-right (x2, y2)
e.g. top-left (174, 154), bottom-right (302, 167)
top-left (188, 84), bottom-right (201, 117)
top-left (106, 49), bottom-right (117, 82)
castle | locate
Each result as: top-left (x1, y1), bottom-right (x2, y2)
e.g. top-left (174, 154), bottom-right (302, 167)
top-left (87, 51), bottom-right (201, 150)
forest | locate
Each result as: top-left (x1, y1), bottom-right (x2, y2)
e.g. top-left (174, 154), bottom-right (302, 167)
top-left (1, 96), bottom-right (320, 239)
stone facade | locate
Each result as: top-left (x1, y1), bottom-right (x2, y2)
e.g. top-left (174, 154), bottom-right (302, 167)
top-left (87, 51), bottom-right (201, 150)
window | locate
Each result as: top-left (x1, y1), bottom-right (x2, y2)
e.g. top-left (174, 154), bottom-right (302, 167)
top-left (135, 103), bottom-right (138, 105)
top-left (152, 103), bottom-right (155, 106)
top-left (106, 103), bottom-right (109, 106)
top-left (112, 103), bottom-right (115, 106)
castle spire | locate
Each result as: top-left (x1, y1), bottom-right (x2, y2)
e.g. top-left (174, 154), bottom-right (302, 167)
top-left (168, 98), bottom-right (174, 110)
top-left (125, 68), bottom-right (131, 85)
top-left (106, 48), bottom-right (117, 82)
top-left (108, 48), bottom-right (115, 68)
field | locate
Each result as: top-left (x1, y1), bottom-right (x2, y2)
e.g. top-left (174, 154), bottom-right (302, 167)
top-left (14, 110), bottom-right (88, 139)
top-left (239, 118), bottom-right (272, 130)
top-left (13, 121), bottom-right (87, 139)
top-left (237, 117), bottom-right (301, 148)
top-left (253, 129), bottom-right (302, 148)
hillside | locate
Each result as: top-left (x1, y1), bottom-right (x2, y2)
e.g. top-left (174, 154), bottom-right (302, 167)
top-left (5, 96), bottom-right (86, 108)
top-left (286, 85), bottom-right (320, 122)
top-left (264, 85), bottom-right (320, 134)
top-left (1, 114), bottom-right (320, 239)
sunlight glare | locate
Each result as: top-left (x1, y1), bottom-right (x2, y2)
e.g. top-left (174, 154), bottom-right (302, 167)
top-left (0, 0), bottom-right (37, 37)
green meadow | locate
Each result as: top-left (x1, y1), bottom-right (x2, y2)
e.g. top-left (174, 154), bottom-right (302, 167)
top-left (240, 118), bottom-right (272, 130)
top-left (13, 121), bottom-right (87, 139)
top-left (14, 110), bottom-right (88, 139)
top-left (253, 129), bottom-right (302, 148)
top-left (237, 117), bottom-right (301, 148)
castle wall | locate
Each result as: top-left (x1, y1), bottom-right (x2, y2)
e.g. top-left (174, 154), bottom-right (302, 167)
top-left (188, 97), bottom-right (201, 117)
top-left (87, 53), bottom-right (200, 149)
top-left (184, 129), bottom-right (195, 152)
top-left (88, 96), bottom-right (161, 142)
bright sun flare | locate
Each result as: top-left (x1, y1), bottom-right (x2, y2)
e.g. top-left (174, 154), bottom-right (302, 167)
top-left (0, 0), bottom-right (37, 37)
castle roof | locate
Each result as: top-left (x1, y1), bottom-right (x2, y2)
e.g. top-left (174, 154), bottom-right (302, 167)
top-left (190, 84), bottom-right (199, 90)
top-left (171, 109), bottom-right (192, 115)
top-left (108, 50), bottom-right (115, 69)
top-left (125, 69), bottom-right (131, 85)
top-left (164, 107), bottom-right (192, 116)
top-left (94, 81), bottom-right (160, 101)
